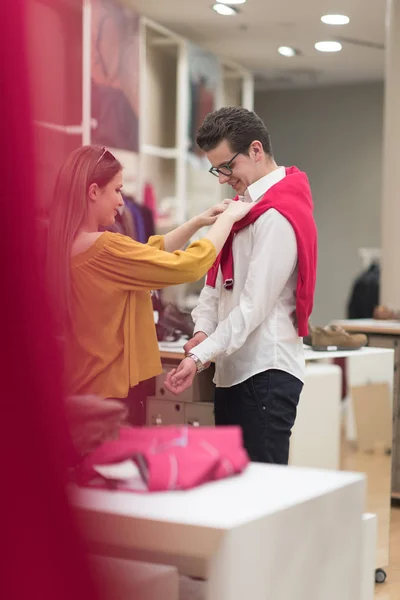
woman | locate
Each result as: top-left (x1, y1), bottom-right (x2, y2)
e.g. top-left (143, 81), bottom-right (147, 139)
top-left (47, 145), bottom-right (250, 400)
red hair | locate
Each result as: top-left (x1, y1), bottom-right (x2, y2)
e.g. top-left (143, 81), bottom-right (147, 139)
top-left (47, 145), bottom-right (122, 330)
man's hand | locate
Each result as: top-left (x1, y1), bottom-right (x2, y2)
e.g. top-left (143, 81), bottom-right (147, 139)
top-left (164, 358), bottom-right (197, 395)
top-left (184, 331), bottom-right (211, 369)
top-left (184, 331), bottom-right (208, 354)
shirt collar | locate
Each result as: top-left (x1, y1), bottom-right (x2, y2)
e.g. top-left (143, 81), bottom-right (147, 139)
top-left (245, 166), bottom-right (286, 203)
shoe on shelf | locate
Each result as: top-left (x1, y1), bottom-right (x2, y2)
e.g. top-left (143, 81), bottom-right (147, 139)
top-left (156, 303), bottom-right (195, 342)
top-left (302, 321), bottom-right (315, 347)
top-left (373, 305), bottom-right (400, 320)
top-left (311, 325), bottom-right (368, 352)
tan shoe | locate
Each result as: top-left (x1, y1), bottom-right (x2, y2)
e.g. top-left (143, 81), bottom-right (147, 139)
top-left (373, 305), bottom-right (400, 320)
top-left (303, 322), bottom-right (314, 346)
top-left (312, 325), bottom-right (368, 352)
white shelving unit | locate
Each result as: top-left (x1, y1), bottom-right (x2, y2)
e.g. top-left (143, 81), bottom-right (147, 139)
top-left (138, 17), bottom-right (254, 229)
top-left (218, 59), bottom-right (255, 201)
top-left (136, 20), bottom-right (254, 307)
top-left (220, 58), bottom-right (254, 110)
top-left (138, 18), bottom-right (189, 228)
top-left (35, 2), bottom-right (254, 221)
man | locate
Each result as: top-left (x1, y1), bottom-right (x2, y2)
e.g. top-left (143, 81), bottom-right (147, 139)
top-left (165, 107), bottom-right (317, 465)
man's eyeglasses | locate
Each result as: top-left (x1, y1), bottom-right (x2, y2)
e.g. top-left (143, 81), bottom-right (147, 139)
top-left (209, 152), bottom-right (240, 178)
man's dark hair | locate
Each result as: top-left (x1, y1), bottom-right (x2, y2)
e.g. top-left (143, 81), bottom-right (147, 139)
top-left (196, 107), bottom-right (273, 156)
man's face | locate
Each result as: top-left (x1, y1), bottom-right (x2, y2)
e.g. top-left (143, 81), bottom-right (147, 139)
top-left (206, 139), bottom-right (257, 196)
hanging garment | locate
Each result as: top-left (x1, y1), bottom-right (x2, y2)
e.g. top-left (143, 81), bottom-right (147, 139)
top-left (141, 204), bottom-right (156, 240)
top-left (105, 205), bottom-right (137, 239)
top-left (105, 213), bottom-right (125, 236)
top-left (124, 196), bottom-right (147, 243)
top-left (91, 81), bottom-right (139, 153)
top-left (143, 182), bottom-right (158, 220)
top-left (120, 205), bottom-right (136, 239)
top-left (347, 262), bottom-right (380, 319)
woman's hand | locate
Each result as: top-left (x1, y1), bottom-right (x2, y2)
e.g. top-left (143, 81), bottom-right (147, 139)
top-left (199, 199), bottom-right (233, 227)
top-left (223, 200), bottom-right (252, 223)
top-left (204, 199), bottom-right (252, 254)
top-left (163, 200), bottom-right (234, 252)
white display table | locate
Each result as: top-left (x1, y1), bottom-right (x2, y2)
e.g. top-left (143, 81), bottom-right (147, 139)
top-left (72, 463), bottom-right (365, 600)
top-left (304, 345), bottom-right (394, 362)
top-left (290, 362), bottom-right (342, 470)
top-left (159, 339), bottom-right (394, 363)
top-left (302, 346), bottom-right (394, 454)
top-left (302, 346), bottom-right (393, 575)
top-left (158, 344), bottom-right (394, 471)
top-left (334, 318), bottom-right (400, 336)
top-left (334, 318), bottom-right (400, 501)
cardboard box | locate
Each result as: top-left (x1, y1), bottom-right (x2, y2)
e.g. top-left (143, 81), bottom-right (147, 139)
top-left (90, 556), bottom-right (178, 600)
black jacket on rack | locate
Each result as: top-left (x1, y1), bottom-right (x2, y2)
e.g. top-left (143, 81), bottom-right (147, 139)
top-left (105, 196), bottom-right (155, 242)
top-left (347, 262), bottom-right (380, 319)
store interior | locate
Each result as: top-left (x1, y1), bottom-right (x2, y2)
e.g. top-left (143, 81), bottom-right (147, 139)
top-left (21, 0), bottom-right (400, 599)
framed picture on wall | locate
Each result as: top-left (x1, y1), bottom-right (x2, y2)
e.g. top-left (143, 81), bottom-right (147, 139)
top-left (91, 0), bottom-right (140, 154)
top-left (187, 42), bottom-right (221, 159)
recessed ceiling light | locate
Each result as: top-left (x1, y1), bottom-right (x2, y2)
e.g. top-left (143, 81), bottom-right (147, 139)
top-left (315, 41), bottom-right (342, 52)
top-left (212, 3), bottom-right (238, 15)
top-left (321, 14), bottom-right (350, 25)
top-left (218, 0), bottom-right (246, 4)
top-left (278, 46), bottom-right (297, 57)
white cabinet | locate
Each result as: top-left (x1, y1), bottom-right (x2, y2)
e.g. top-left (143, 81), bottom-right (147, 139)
top-left (73, 464), bottom-right (365, 600)
top-left (155, 363), bottom-right (215, 404)
top-left (146, 397), bottom-right (214, 427)
top-left (184, 402), bottom-right (214, 427)
top-left (147, 398), bottom-right (185, 426)
top-left (290, 363), bottom-right (342, 470)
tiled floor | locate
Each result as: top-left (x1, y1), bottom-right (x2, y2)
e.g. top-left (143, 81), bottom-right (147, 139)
top-left (375, 507), bottom-right (400, 598)
top-left (340, 436), bottom-right (399, 598)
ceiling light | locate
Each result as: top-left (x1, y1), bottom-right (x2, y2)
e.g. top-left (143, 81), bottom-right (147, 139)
top-left (315, 41), bottom-right (342, 52)
top-left (278, 46), bottom-right (297, 57)
top-left (212, 3), bottom-right (237, 15)
top-left (321, 14), bottom-right (350, 25)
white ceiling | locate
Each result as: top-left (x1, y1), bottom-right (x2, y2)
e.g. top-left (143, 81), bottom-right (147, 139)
top-left (129, 0), bottom-right (386, 89)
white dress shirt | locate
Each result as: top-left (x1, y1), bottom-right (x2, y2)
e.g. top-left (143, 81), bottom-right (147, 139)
top-left (191, 166), bottom-right (305, 387)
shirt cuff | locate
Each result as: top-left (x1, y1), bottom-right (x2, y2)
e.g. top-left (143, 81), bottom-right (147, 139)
top-left (190, 336), bottom-right (220, 365)
top-left (193, 318), bottom-right (217, 338)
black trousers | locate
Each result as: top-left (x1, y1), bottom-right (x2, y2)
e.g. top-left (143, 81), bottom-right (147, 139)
top-left (214, 369), bottom-right (303, 465)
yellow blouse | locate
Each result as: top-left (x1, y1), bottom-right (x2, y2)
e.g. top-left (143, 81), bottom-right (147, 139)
top-left (66, 232), bottom-right (216, 399)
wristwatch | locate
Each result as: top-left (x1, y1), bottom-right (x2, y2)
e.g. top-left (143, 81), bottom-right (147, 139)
top-left (186, 353), bottom-right (205, 373)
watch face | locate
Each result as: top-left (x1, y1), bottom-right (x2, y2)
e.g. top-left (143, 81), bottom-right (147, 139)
top-left (189, 354), bottom-right (201, 371)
